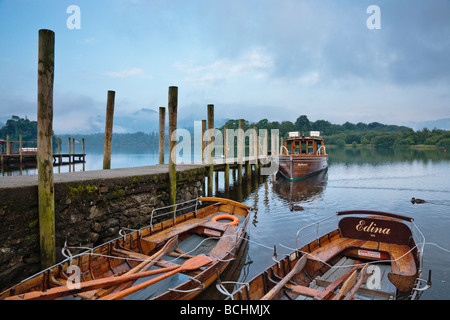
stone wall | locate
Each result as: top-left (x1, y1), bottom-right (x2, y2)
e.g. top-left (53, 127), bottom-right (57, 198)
top-left (0, 167), bottom-right (206, 291)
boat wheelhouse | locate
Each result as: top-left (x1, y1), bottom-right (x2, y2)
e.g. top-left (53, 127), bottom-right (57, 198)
top-left (278, 131), bottom-right (328, 181)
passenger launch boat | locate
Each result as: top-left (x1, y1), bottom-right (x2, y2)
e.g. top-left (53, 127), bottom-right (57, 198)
top-left (1, 197), bottom-right (251, 300)
top-left (227, 210), bottom-right (431, 300)
top-left (278, 131), bottom-right (328, 181)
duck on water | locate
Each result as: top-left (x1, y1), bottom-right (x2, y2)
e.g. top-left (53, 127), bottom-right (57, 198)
top-left (411, 197), bottom-right (426, 204)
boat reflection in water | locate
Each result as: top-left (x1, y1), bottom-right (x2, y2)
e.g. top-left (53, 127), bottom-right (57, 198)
top-left (272, 169), bottom-right (328, 206)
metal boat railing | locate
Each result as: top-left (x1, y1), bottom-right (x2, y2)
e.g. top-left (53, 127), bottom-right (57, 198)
top-left (317, 145), bottom-right (326, 156)
top-left (295, 214), bottom-right (338, 249)
top-left (149, 198), bottom-right (200, 232)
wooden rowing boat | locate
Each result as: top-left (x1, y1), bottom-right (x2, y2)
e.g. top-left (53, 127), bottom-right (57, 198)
top-left (0, 197), bottom-right (251, 300)
top-left (226, 210), bottom-right (431, 300)
top-left (278, 131), bottom-right (328, 181)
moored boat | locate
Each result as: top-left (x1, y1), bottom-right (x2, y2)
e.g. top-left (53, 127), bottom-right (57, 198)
top-left (278, 131), bottom-right (328, 181)
top-left (226, 210), bottom-right (431, 300)
top-left (1, 197), bottom-right (251, 300)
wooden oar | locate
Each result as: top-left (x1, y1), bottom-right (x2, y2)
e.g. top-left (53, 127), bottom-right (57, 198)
top-left (261, 255), bottom-right (308, 300)
top-left (84, 236), bottom-right (178, 300)
top-left (99, 254), bottom-right (214, 300)
top-left (333, 269), bottom-right (358, 300)
top-left (6, 264), bottom-right (183, 300)
top-left (131, 236), bottom-right (178, 273)
top-left (344, 264), bottom-right (372, 300)
top-left (314, 261), bottom-right (364, 300)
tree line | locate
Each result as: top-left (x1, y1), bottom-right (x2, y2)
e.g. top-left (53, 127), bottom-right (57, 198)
top-left (220, 115), bottom-right (450, 149)
top-left (1, 115), bottom-right (449, 151)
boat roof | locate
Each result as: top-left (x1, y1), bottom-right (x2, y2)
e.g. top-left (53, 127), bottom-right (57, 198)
top-left (285, 131), bottom-right (324, 141)
top-left (285, 136), bottom-right (324, 141)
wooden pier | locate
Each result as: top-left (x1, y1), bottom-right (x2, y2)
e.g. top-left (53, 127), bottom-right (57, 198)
top-left (0, 153), bottom-right (86, 167)
top-left (0, 27), bottom-right (280, 282)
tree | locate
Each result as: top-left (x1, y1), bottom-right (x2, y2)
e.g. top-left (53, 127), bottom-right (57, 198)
top-left (295, 115), bottom-right (311, 135)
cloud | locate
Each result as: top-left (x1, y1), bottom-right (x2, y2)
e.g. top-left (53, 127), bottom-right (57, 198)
top-left (174, 47), bottom-right (274, 85)
top-left (52, 92), bottom-right (104, 134)
top-left (105, 68), bottom-right (149, 78)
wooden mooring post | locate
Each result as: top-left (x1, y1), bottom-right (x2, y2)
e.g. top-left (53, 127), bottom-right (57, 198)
top-left (103, 90), bottom-right (115, 170)
top-left (19, 134), bottom-right (22, 165)
top-left (168, 86), bottom-right (178, 206)
top-left (238, 119), bottom-right (244, 184)
top-left (68, 137), bottom-right (72, 172)
top-left (159, 106), bottom-right (165, 165)
top-left (207, 104), bottom-right (214, 196)
top-left (37, 29), bottom-right (56, 269)
top-left (254, 125), bottom-right (260, 172)
top-left (201, 120), bottom-right (206, 163)
top-left (224, 126), bottom-right (230, 191)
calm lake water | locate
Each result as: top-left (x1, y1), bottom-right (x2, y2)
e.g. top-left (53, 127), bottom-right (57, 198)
top-left (226, 147), bottom-right (450, 301)
top-left (2, 147), bottom-right (450, 299)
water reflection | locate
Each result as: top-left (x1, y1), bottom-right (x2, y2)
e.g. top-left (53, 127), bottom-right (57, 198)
top-left (328, 146), bottom-right (450, 165)
top-left (272, 170), bottom-right (328, 204)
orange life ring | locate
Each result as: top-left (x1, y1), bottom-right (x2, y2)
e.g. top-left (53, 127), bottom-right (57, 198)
top-left (211, 214), bottom-right (240, 226)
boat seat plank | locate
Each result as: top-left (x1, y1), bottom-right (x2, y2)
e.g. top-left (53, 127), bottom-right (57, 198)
top-left (315, 256), bottom-right (355, 283)
top-left (208, 224), bottom-right (241, 258)
top-left (309, 237), bottom-right (416, 277)
top-left (144, 214), bottom-right (233, 245)
top-left (309, 237), bottom-right (365, 262)
top-left (144, 216), bottom-right (211, 244)
top-left (388, 244), bottom-right (416, 276)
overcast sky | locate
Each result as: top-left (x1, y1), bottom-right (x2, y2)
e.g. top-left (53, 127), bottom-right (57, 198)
top-left (0, 0), bottom-right (449, 134)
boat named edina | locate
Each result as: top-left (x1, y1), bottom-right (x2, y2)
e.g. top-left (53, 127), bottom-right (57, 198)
top-left (225, 210), bottom-right (431, 300)
top-left (1, 197), bottom-right (251, 300)
top-left (278, 131), bottom-right (328, 181)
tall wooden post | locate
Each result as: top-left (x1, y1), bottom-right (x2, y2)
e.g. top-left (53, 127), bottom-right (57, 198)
top-left (201, 120), bottom-right (206, 163)
top-left (254, 125), bottom-right (259, 171)
top-left (56, 137), bottom-right (60, 172)
top-left (224, 126), bottom-right (230, 191)
top-left (159, 106), bottom-right (165, 165)
top-left (37, 29), bottom-right (56, 269)
top-left (82, 138), bottom-right (85, 155)
top-left (72, 138), bottom-right (75, 171)
top-left (246, 127), bottom-right (252, 180)
top-left (103, 90), bottom-right (115, 170)
top-left (6, 135), bottom-right (10, 155)
top-left (168, 86), bottom-right (178, 206)
top-left (68, 137), bottom-right (72, 172)
top-left (19, 134), bottom-right (23, 164)
top-left (82, 138), bottom-right (85, 171)
top-left (238, 119), bottom-right (244, 184)
top-left (207, 105), bottom-right (214, 196)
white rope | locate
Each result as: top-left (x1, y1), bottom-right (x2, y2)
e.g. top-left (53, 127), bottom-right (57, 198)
top-left (277, 242), bottom-right (422, 269)
top-left (423, 242), bottom-right (450, 253)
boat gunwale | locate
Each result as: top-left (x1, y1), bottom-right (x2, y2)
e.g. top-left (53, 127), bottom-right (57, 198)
top-left (229, 210), bottom-right (426, 300)
top-left (1, 197), bottom-right (252, 299)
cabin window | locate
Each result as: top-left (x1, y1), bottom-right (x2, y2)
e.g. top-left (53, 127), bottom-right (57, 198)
top-left (307, 141), bottom-right (314, 154)
top-left (286, 141), bottom-right (292, 154)
top-left (301, 141), bottom-right (307, 154)
top-left (294, 141), bottom-right (301, 154)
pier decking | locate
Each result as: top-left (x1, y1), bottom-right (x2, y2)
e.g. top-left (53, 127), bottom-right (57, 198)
top-left (0, 163), bottom-right (201, 189)
top-left (0, 155), bottom-right (271, 189)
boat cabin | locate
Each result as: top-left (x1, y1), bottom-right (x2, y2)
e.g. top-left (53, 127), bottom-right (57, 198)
top-left (282, 131), bottom-right (326, 156)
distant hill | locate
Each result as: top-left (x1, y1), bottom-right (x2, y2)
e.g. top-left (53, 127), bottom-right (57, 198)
top-left (404, 118), bottom-right (450, 131)
top-left (107, 108), bottom-right (229, 134)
